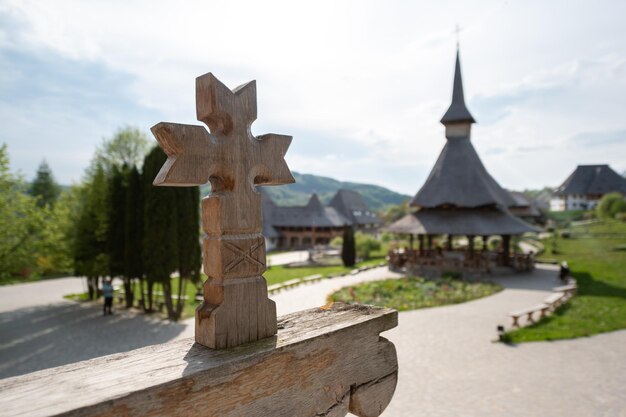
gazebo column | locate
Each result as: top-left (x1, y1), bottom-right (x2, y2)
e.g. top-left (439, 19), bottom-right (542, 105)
top-left (502, 234), bottom-right (511, 266)
top-left (446, 234), bottom-right (453, 251)
top-left (427, 235), bottom-right (433, 250)
top-left (482, 235), bottom-right (488, 251)
top-left (418, 234), bottom-right (424, 255)
top-left (468, 235), bottom-right (475, 259)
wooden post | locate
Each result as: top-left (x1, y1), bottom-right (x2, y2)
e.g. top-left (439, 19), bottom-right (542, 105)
top-left (446, 234), bottom-right (453, 251)
top-left (151, 73), bottom-right (295, 349)
top-left (418, 234), bottom-right (424, 255)
top-left (409, 234), bottom-right (414, 249)
top-left (0, 304), bottom-right (398, 417)
top-left (468, 235), bottom-right (474, 259)
top-left (482, 235), bottom-right (488, 251)
top-left (428, 234), bottom-right (433, 250)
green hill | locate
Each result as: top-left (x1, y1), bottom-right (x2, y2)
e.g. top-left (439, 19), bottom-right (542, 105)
top-left (261, 172), bottom-right (410, 211)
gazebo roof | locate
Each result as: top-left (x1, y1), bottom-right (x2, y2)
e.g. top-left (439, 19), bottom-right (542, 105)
top-left (410, 135), bottom-right (517, 208)
top-left (386, 208), bottom-right (541, 236)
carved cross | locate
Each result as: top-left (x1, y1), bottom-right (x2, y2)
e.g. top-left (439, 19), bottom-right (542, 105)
top-left (151, 73), bottom-right (294, 349)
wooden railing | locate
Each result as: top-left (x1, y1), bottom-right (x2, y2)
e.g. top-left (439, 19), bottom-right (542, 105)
top-left (389, 249), bottom-right (534, 274)
top-left (0, 303), bottom-right (398, 417)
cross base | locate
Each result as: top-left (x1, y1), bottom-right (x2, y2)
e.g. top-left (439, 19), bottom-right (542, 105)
top-left (195, 277), bottom-right (277, 349)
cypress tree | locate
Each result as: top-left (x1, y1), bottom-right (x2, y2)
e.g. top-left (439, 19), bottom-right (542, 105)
top-left (141, 147), bottom-right (178, 318)
top-left (341, 225), bottom-right (356, 267)
top-left (174, 186), bottom-right (201, 318)
top-left (74, 165), bottom-right (109, 299)
top-left (124, 166), bottom-right (144, 308)
top-left (107, 164), bottom-right (132, 306)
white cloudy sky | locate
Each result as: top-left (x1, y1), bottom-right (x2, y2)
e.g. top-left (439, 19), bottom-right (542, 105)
top-left (1, 0), bottom-right (625, 195)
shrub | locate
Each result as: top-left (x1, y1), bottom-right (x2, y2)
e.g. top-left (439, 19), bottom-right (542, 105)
top-left (355, 232), bottom-right (381, 260)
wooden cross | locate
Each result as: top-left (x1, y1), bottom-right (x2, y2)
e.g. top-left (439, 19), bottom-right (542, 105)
top-left (151, 73), bottom-right (294, 349)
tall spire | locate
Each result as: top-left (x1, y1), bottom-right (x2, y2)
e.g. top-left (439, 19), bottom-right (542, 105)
top-left (440, 48), bottom-right (476, 125)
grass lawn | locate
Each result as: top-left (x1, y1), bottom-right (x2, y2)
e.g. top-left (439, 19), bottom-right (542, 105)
top-left (507, 220), bottom-right (626, 342)
top-left (328, 276), bottom-right (502, 311)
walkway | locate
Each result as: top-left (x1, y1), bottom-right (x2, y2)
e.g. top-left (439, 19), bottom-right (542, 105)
top-left (0, 266), bottom-right (624, 416)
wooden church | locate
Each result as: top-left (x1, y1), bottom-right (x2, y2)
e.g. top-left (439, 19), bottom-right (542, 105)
top-left (387, 49), bottom-right (540, 276)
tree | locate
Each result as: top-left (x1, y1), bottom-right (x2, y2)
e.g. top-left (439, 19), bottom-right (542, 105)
top-left (596, 193), bottom-right (626, 219)
top-left (95, 126), bottom-right (150, 171)
top-left (107, 165), bottom-right (134, 306)
top-left (74, 164), bottom-right (109, 299)
top-left (341, 225), bottom-right (356, 267)
top-left (124, 166), bottom-right (144, 307)
top-left (355, 232), bottom-right (381, 260)
top-left (382, 200), bottom-right (410, 224)
top-left (29, 160), bottom-right (61, 208)
top-left (0, 144), bottom-right (44, 278)
top-left (142, 147), bottom-right (179, 319)
top-left (174, 185), bottom-right (201, 317)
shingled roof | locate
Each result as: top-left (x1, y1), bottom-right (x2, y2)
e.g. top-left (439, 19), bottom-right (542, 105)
top-left (387, 208), bottom-right (541, 236)
top-left (262, 192), bottom-right (349, 228)
top-left (329, 189), bottom-right (382, 226)
top-left (410, 135), bottom-right (517, 208)
top-left (556, 165), bottom-right (626, 195)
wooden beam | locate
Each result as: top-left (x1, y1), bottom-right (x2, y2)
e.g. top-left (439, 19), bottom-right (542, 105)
top-left (0, 303), bottom-right (398, 417)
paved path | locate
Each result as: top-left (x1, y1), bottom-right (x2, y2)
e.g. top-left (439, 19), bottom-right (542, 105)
top-left (0, 277), bottom-right (84, 313)
top-left (1, 266), bottom-right (625, 416)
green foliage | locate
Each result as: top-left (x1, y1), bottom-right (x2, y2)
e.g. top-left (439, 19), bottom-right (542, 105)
top-left (74, 165), bottom-right (110, 281)
top-left (94, 126), bottom-right (150, 170)
top-left (341, 225), bottom-right (356, 267)
top-left (259, 171), bottom-right (410, 211)
top-left (124, 166), bottom-right (143, 280)
top-left (596, 192), bottom-right (626, 219)
top-left (355, 232), bottom-right (381, 260)
top-left (29, 160), bottom-right (60, 208)
top-left (330, 236), bottom-right (343, 248)
top-left (0, 144), bottom-right (45, 278)
top-left (510, 220), bottom-right (626, 342)
top-left (142, 147), bottom-right (180, 319)
top-left (329, 277), bottom-right (502, 311)
top-left (175, 186), bottom-right (201, 281)
top-left (107, 165), bottom-right (127, 277)
top-left (381, 200), bottom-right (411, 224)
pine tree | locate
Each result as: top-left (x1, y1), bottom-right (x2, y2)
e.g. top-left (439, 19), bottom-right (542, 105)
top-left (141, 147), bottom-right (179, 318)
top-left (341, 225), bottom-right (356, 267)
top-left (29, 160), bottom-right (60, 208)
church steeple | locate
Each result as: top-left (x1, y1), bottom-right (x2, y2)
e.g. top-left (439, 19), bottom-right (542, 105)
top-left (440, 48), bottom-right (476, 127)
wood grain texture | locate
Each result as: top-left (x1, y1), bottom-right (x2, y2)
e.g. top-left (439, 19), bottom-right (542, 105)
top-left (0, 303), bottom-right (398, 417)
top-left (151, 73), bottom-right (295, 349)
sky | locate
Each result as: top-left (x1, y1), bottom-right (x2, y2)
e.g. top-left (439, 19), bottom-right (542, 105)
top-left (1, 0), bottom-right (625, 196)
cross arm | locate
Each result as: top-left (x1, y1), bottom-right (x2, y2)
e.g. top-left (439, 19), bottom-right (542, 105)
top-left (254, 133), bottom-right (296, 186)
top-left (151, 122), bottom-right (222, 186)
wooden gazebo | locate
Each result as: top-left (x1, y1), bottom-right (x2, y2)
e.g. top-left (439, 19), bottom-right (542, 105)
top-left (387, 48), bottom-right (540, 277)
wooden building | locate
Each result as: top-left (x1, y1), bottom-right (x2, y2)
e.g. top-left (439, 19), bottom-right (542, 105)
top-left (550, 164), bottom-right (626, 211)
top-left (387, 48), bottom-right (540, 276)
top-left (262, 189), bottom-right (381, 250)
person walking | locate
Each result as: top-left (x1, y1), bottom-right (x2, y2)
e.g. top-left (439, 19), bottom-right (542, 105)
top-left (102, 278), bottom-right (114, 315)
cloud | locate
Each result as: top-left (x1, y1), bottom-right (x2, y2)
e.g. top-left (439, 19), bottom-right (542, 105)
top-left (1, 0), bottom-right (626, 194)
top-left (569, 129), bottom-right (626, 147)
